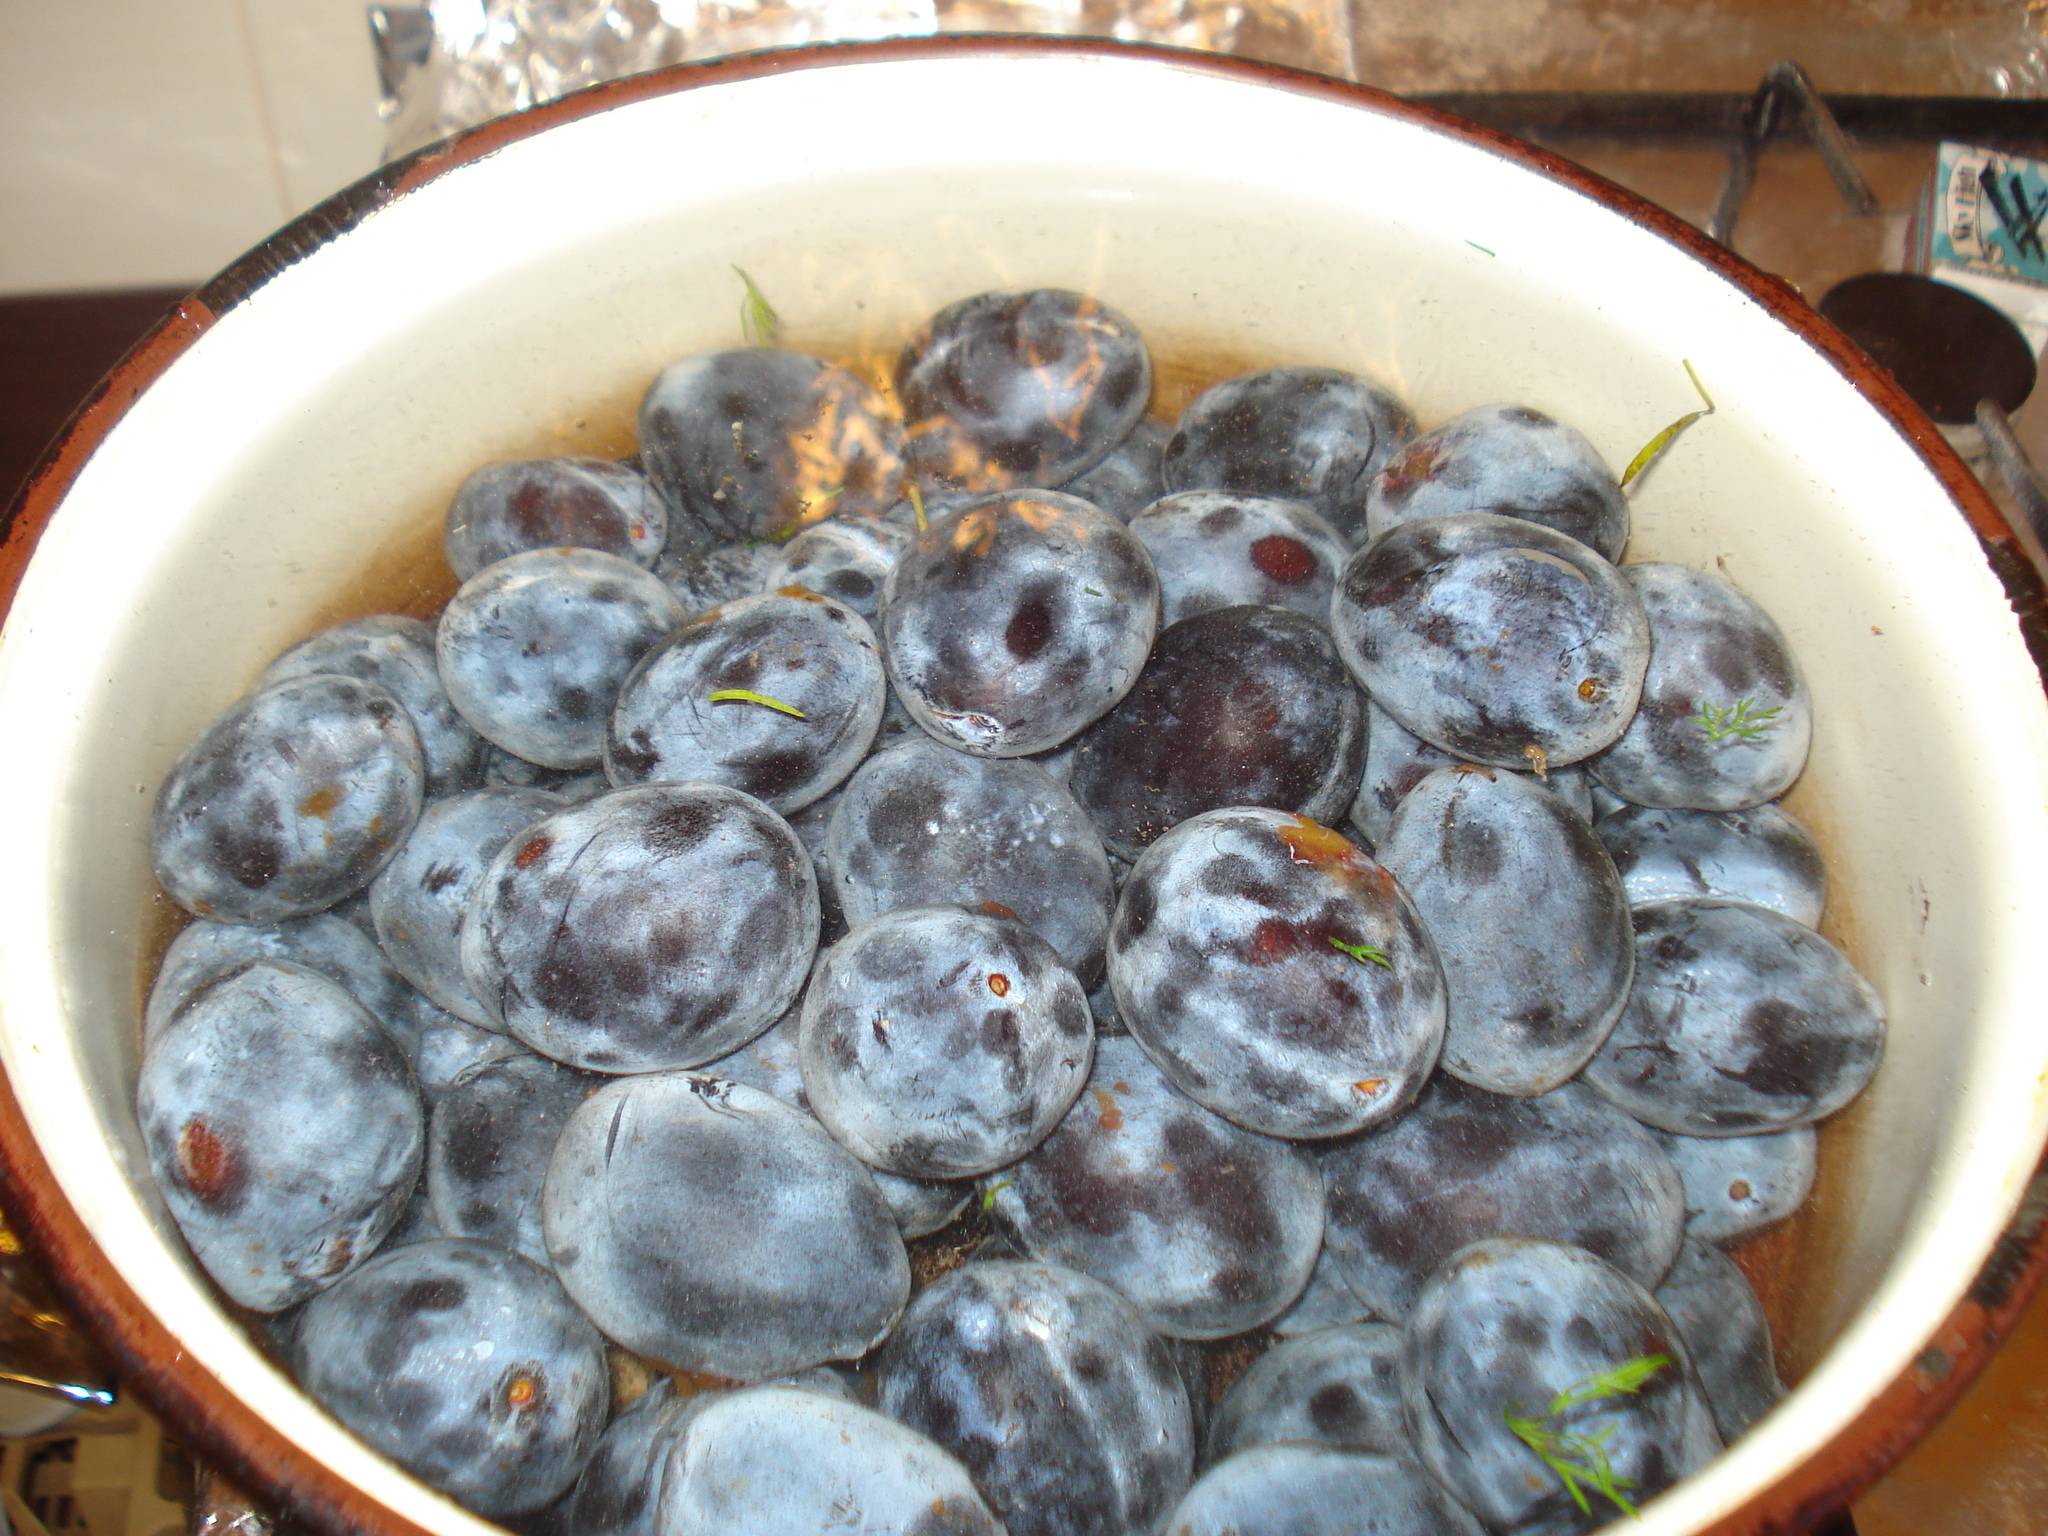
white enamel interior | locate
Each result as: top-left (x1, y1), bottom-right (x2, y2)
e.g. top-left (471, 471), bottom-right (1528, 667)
top-left (2, 49), bottom-right (2046, 1536)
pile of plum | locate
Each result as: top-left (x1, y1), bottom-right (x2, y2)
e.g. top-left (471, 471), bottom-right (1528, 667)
top-left (139, 285), bottom-right (1885, 1535)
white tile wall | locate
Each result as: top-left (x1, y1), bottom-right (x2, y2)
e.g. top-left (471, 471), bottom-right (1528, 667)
top-left (0, 0), bottom-right (386, 293)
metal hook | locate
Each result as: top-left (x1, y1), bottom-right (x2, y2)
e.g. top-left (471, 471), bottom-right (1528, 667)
top-left (1708, 61), bottom-right (1881, 245)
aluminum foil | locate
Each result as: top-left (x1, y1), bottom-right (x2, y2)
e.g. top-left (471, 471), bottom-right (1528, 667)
top-left (369, 0), bottom-right (1356, 158)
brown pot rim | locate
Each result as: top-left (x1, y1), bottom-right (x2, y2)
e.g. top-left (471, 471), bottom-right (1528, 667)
top-left (3, 35), bottom-right (2044, 1536)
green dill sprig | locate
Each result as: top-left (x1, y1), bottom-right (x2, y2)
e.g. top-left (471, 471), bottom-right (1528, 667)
top-left (908, 483), bottom-right (928, 532)
top-left (1329, 937), bottom-right (1393, 968)
top-left (735, 266), bottom-right (782, 346)
top-left (981, 1177), bottom-right (1016, 1212)
top-left (1695, 696), bottom-right (1782, 743)
top-left (1503, 1354), bottom-right (1671, 1519)
top-left (1620, 360), bottom-right (1714, 489)
top-left (708, 688), bottom-right (806, 718)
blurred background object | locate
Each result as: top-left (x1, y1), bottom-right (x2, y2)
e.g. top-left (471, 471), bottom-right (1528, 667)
top-left (2, 0), bottom-right (2043, 293)
top-left (1, 3), bottom-right (2045, 1533)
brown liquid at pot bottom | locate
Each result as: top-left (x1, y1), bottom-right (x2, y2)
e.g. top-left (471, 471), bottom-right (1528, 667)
top-left (133, 335), bottom-right (1858, 1422)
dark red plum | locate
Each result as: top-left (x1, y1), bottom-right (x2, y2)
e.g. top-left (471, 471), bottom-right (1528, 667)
top-left (1269, 1242), bottom-right (1374, 1336)
top-left (426, 1050), bottom-right (596, 1265)
top-left (1584, 900), bottom-right (1884, 1136)
top-left (1331, 512), bottom-right (1650, 770)
top-left (1165, 1446), bottom-right (1485, 1536)
top-left (800, 907), bottom-right (1093, 1178)
top-left (874, 1260), bottom-right (1195, 1536)
top-left (461, 783), bottom-right (817, 1073)
top-left (541, 1073), bottom-right (908, 1378)
top-left (436, 547), bottom-right (685, 769)
top-left (1056, 416), bottom-right (1169, 520)
top-left (1205, 1322), bottom-right (1406, 1465)
top-left (827, 737), bottom-right (1114, 983)
top-left (152, 674), bottom-right (425, 924)
top-left (144, 912), bottom-right (416, 1049)
top-left (1401, 1238), bottom-right (1719, 1533)
top-left (896, 289), bottom-right (1152, 492)
top-left (983, 1034), bottom-right (1324, 1339)
top-left (1654, 1125), bottom-right (1817, 1244)
top-left (1125, 492), bottom-right (1349, 627)
top-left (1366, 405), bottom-right (1629, 561)
top-left (1589, 564), bottom-right (1812, 811)
top-left (1107, 808), bottom-right (1446, 1139)
top-left (1376, 766), bottom-right (1633, 1095)
top-left (653, 540), bottom-right (778, 617)
top-left (1162, 367), bottom-right (1416, 543)
top-left (261, 615), bottom-right (489, 796)
top-left (291, 1238), bottom-right (608, 1517)
top-left (369, 787), bottom-right (566, 1026)
top-left (880, 490), bottom-right (1160, 757)
top-left (443, 457), bottom-right (666, 580)
top-left (705, 995), bottom-right (970, 1238)
top-left (1655, 1238), bottom-right (1784, 1441)
top-left (1321, 1078), bottom-right (1684, 1321)
top-left (1597, 803), bottom-right (1826, 926)
top-left (138, 959), bottom-right (422, 1311)
top-left (658, 1387), bottom-right (1002, 1536)
top-left (760, 516), bottom-right (911, 619)
top-left (639, 348), bottom-right (906, 540)
top-left (1348, 697), bottom-right (1591, 849)
top-left (1066, 607), bottom-right (1367, 862)
top-left (604, 589), bottom-right (884, 812)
